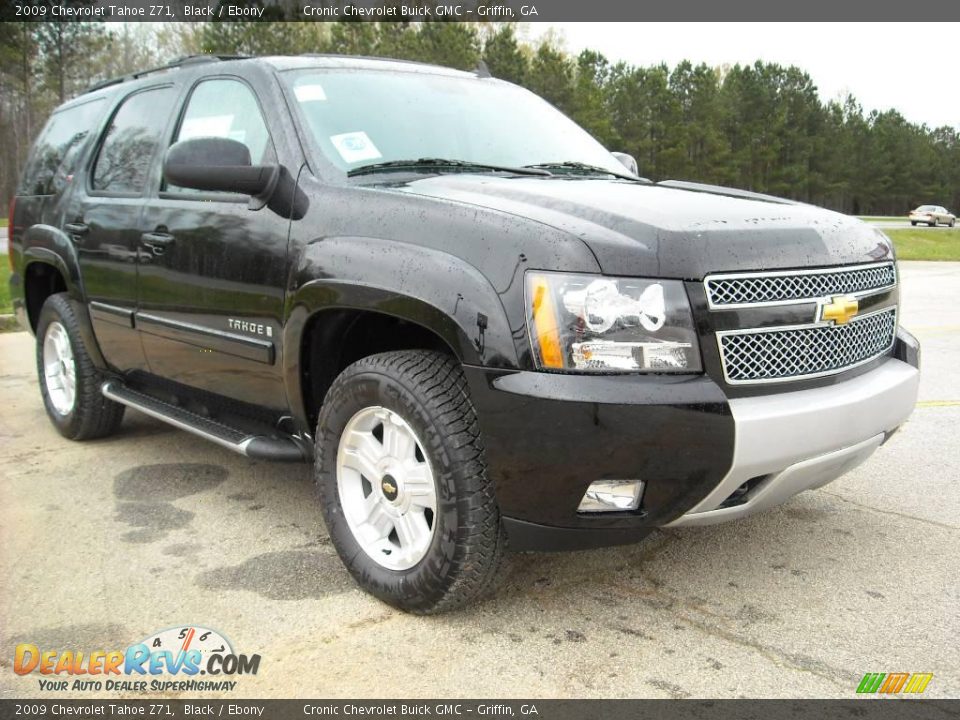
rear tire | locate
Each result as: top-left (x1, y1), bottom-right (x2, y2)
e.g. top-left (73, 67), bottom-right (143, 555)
top-left (911, 221), bottom-right (917, 226)
top-left (35, 293), bottom-right (125, 440)
top-left (315, 350), bottom-right (505, 614)
top-left (929, 221), bottom-right (937, 227)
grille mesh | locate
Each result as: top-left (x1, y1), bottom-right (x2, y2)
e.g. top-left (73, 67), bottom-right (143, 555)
top-left (707, 263), bottom-right (896, 306)
top-left (719, 309), bottom-right (897, 383)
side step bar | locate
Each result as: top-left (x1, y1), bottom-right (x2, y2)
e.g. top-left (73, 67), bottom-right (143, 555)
top-left (102, 381), bottom-right (309, 462)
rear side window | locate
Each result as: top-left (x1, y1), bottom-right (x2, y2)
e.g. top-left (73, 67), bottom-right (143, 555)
top-left (92, 86), bottom-right (177, 194)
top-left (18, 98), bottom-right (106, 196)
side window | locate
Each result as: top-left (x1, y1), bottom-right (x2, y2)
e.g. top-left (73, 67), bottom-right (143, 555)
top-left (18, 98), bottom-right (106, 196)
top-left (92, 86), bottom-right (177, 194)
top-left (167, 78), bottom-right (273, 194)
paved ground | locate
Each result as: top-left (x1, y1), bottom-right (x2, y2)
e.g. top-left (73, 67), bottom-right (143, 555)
top-left (864, 219), bottom-right (956, 230)
top-left (0, 261), bottom-right (957, 700)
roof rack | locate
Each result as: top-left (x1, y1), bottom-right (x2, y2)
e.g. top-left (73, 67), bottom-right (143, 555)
top-left (83, 55), bottom-right (251, 95)
top-left (296, 53), bottom-right (465, 72)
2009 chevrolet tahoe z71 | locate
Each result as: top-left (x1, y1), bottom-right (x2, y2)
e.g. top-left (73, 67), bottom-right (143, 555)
top-left (8, 54), bottom-right (920, 613)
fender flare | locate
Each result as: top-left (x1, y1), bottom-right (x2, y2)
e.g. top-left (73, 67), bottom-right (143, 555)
top-left (21, 224), bottom-right (86, 301)
top-left (281, 236), bottom-right (519, 429)
top-left (21, 228), bottom-right (108, 369)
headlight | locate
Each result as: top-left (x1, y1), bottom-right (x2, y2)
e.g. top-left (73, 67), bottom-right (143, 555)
top-left (525, 271), bottom-right (702, 373)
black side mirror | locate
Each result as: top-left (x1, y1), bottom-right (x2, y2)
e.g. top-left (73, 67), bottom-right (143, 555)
top-left (611, 152), bottom-right (639, 176)
top-left (163, 137), bottom-right (278, 196)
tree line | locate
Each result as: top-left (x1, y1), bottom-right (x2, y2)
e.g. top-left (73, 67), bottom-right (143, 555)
top-left (1, 20), bottom-right (957, 216)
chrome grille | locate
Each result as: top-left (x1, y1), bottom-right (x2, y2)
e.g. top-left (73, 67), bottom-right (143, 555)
top-left (706, 262), bottom-right (896, 307)
top-left (718, 308), bottom-right (897, 384)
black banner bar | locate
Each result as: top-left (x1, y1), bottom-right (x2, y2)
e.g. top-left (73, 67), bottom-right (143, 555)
top-left (0, 700), bottom-right (956, 720)
top-left (4, 0), bottom-right (960, 22)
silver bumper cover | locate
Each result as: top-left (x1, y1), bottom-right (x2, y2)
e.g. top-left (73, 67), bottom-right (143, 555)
top-left (667, 358), bottom-right (919, 527)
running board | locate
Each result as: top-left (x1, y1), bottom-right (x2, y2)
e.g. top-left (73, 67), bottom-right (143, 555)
top-left (101, 381), bottom-right (309, 462)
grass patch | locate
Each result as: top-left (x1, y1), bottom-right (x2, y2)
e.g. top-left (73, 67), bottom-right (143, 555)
top-left (884, 228), bottom-right (960, 261)
top-left (0, 217), bottom-right (7, 228)
top-left (857, 216), bottom-right (903, 222)
top-left (0, 262), bottom-right (12, 314)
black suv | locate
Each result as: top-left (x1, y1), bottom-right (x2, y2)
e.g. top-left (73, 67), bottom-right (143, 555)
top-left (8, 54), bottom-right (920, 613)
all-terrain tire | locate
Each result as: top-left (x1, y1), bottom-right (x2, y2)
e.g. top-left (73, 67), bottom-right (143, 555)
top-left (35, 293), bottom-right (125, 440)
top-left (315, 350), bottom-right (505, 614)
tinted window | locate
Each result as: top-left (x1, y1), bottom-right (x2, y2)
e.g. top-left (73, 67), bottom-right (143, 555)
top-left (18, 98), bottom-right (106, 196)
top-left (92, 86), bottom-right (177, 194)
top-left (177, 78), bottom-right (271, 158)
top-left (165, 79), bottom-right (273, 195)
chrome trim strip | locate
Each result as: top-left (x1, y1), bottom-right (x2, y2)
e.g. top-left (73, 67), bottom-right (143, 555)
top-left (135, 312), bottom-right (272, 349)
top-left (101, 381), bottom-right (255, 456)
top-left (716, 306), bottom-right (898, 385)
top-left (135, 312), bottom-right (274, 364)
top-left (89, 301), bottom-right (134, 328)
top-left (703, 261), bottom-right (897, 310)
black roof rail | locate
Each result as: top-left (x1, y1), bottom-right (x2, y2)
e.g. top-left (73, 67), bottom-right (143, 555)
top-left (83, 54), bottom-right (251, 95)
top-left (296, 53), bottom-right (465, 72)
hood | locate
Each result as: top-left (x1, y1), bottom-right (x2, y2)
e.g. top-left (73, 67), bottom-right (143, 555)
top-left (384, 174), bottom-right (894, 279)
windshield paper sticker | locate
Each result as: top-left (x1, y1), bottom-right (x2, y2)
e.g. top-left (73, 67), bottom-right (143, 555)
top-left (294, 83), bottom-right (327, 102)
top-left (179, 115), bottom-right (234, 140)
top-left (330, 131), bottom-right (382, 164)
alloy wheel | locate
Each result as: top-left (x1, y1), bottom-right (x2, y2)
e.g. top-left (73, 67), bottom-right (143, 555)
top-left (42, 321), bottom-right (77, 415)
top-left (336, 406), bottom-right (438, 570)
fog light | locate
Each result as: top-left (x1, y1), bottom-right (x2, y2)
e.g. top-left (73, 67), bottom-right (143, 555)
top-left (577, 480), bottom-right (645, 513)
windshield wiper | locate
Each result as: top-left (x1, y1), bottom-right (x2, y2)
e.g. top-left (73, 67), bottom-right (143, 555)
top-left (348, 158), bottom-right (552, 177)
top-left (523, 161), bottom-right (639, 180)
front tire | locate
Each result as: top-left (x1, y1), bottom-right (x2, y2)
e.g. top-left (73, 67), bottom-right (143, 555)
top-left (315, 350), bottom-right (504, 614)
top-left (35, 293), bottom-right (125, 440)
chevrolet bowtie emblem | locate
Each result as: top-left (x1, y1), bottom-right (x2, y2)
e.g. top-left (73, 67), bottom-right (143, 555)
top-left (382, 481), bottom-right (397, 495)
top-left (818, 295), bottom-right (859, 325)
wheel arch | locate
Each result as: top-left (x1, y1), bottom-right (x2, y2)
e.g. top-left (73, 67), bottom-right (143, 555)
top-left (20, 223), bottom-right (86, 330)
top-left (22, 257), bottom-right (108, 370)
top-left (286, 297), bottom-right (477, 434)
top-left (282, 237), bottom-right (520, 434)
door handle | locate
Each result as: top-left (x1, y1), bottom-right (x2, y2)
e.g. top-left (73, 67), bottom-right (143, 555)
top-left (64, 222), bottom-right (88, 239)
top-left (140, 231), bottom-right (176, 255)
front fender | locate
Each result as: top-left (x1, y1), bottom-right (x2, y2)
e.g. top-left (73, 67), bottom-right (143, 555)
top-left (281, 237), bottom-right (519, 430)
top-left (285, 236), bottom-right (517, 367)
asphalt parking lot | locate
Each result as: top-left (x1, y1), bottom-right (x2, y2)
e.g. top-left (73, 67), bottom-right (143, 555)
top-left (867, 220), bottom-right (957, 230)
top-left (0, 261), bottom-right (957, 700)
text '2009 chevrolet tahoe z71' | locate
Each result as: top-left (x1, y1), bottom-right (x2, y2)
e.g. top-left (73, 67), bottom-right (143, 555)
top-left (8, 54), bottom-right (920, 613)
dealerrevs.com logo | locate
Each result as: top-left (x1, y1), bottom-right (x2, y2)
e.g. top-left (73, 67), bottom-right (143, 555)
top-left (13, 625), bottom-right (260, 693)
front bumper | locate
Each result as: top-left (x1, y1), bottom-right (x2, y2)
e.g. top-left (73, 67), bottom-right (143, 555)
top-left (464, 331), bottom-right (919, 551)
top-left (667, 356), bottom-right (918, 526)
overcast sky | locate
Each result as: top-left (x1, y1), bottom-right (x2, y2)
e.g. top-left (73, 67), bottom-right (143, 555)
top-left (529, 23), bottom-right (959, 130)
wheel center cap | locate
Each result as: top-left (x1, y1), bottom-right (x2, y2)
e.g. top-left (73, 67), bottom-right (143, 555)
top-left (381, 474), bottom-right (400, 502)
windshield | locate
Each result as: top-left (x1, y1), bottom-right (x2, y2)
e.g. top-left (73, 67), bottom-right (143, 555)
top-left (283, 68), bottom-right (631, 177)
